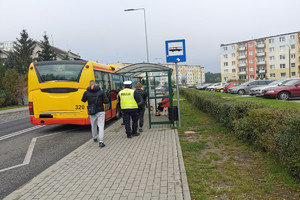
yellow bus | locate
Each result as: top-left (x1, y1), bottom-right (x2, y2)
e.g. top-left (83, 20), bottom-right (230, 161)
top-left (28, 60), bottom-right (138, 125)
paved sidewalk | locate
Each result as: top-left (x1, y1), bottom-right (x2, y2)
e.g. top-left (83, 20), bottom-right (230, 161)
top-left (4, 114), bottom-right (191, 200)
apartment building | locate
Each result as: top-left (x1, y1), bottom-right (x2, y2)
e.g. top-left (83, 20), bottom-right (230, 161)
top-left (220, 31), bottom-right (300, 82)
top-left (111, 62), bottom-right (205, 86)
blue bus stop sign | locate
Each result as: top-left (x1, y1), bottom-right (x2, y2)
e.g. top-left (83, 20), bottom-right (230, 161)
top-left (165, 39), bottom-right (186, 63)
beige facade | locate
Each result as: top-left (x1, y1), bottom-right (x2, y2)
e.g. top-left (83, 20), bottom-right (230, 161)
top-left (110, 62), bottom-right (205, 85)
top-left (221, 31), bottom-right (300, 82)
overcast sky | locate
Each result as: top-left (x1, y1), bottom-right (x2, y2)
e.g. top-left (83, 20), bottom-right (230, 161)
top-left (1, 0), bottom-right (299, 73)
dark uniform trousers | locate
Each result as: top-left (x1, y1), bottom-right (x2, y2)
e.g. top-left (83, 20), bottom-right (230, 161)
top-left (123, 110), bottom-right (138, 136)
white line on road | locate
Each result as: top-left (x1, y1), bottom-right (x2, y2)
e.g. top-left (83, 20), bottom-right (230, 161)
top-left (0, 129), bottom-right (78, 173)
top-left (0, 126), bottom-right (45, 141)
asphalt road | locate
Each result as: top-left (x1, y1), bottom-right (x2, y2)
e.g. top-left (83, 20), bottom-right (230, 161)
top-left (0, 114), bottom-right (118, 200)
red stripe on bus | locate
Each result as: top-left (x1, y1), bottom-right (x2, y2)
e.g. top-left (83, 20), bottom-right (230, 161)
top-left (93, 66), bottom-right (113, 71)
top-left (30, 116), bottom-right (91, 125)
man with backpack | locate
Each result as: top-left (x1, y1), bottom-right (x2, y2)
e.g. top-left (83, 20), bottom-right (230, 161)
top-left (81, 80), bottom-right (109, 147)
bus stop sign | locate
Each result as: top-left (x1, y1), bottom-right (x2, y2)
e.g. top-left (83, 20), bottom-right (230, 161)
top-left (165, 39), bottom-right (186, 63)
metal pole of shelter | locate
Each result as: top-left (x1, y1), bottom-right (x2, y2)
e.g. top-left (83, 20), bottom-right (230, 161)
top-left (175, 62), bottom-right (181, 128)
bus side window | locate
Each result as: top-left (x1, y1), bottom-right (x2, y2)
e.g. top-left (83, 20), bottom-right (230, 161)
top-left (94, 71), bottom-right (103, 90)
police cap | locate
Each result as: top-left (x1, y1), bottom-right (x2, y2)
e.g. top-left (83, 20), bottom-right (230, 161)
top-left (123, 81), bottom-right (132, 85)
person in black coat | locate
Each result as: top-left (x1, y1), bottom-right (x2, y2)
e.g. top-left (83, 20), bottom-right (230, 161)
top-left (135, 82), bottom-right (147, 132)
top-left (81, 80), bottom-right (109, 147)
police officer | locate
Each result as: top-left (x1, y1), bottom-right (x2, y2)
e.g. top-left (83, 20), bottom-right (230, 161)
top-left (118, 81), bottom-right (141, 138)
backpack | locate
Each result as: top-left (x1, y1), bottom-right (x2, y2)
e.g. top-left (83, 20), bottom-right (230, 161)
top-left (87, 91), bottom-right (100, 115)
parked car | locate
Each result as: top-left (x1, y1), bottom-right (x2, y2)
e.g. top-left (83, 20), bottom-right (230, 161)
top-left (224, 82), bottom-right (242, 93)
top-left (228, 80), bottom-right (273, 95)
top-left (195, 83), bottom-right (204, 90)
top-left (249, 78), bottom-right (292, 96)
top-left (262, 78), bottom-right (300, 100)
top-left (200, 83), bottom-right (213, 90)
top-left (215, 83), bottom-right (227, 92)
top-left (207, 82), bottom-right (224, 91)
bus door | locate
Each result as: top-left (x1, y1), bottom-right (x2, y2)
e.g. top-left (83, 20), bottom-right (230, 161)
top-left (103, 72), bottom-right (112, 120)
top-left (94, 71), bottom-right (110, 119)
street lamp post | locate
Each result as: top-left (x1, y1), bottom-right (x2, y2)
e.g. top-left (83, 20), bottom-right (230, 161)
top-left (124, 8), bottom-right (149, 63)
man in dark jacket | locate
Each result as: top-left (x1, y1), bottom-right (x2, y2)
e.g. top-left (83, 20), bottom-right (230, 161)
top-left (135, 82), bottom-right (147, 132)
top-left (118, 81), bottom-right (141, 138)
top-left (81, 80), bottom-right (109, 147)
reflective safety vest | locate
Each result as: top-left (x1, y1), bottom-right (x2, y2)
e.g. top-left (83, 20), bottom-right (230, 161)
top-left (119, 88), bottom-right (138, 109)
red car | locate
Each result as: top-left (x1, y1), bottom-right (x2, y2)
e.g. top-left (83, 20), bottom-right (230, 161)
top-left (224, 82), bottom-right (242, 93)
top-left (262, 78), bottom-right (300, 100)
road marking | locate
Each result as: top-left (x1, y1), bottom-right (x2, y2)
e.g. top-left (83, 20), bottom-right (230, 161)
top-left (0, 129), bottom-right (77, 173)
top-left (0, 126), bottom-right (45, 141)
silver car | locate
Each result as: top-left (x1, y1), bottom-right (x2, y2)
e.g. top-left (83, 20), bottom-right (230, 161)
top-left (228, 80), bottom-right (273, 95)
top-left (249, 79), bottom-right (288, 96)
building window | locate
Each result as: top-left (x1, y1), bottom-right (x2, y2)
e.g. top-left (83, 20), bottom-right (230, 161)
top-left (224, 62), bottom-right (228, 66)
top-left (270, 65), bottom-right (275, 70)
top-left (250, 59), bottom-right (254, 63)
top-left (250, 75), bottom-right (254, 79)
top-left (223, 47), bottom-right (228, 51)
top-left (231, 45), bottom-right (234, 50)
top-left (232, 53), bottom-right (235, 57)
top-left (224, 69), bottom-right (228, 73)
top-left (280, 46), bottom-right (285, 51)
top-left (269, 47), bottom-right (274, 52)
top-left (224, 54), bottom-right (228, 58)
top-left (291, 63), bottom-right (295, 67)
top-left (249, 50), bottom-right (253, 55)
top-left (250, 67), bottom-right (254, 71)
top-left (232, 61), bottom-right (235, 66)
top-left (279, 36), bottom-right (285, 42)
top-left (292, 72), bottom-right (296, 76)
top-left (280, 73), bottom-right (286, 77)
top-left (224, 77), bottom-right (228, 81)
top-left (249, 42), bottom-right (253, 47)
top-left (280, 55), bottom-right (285, 60)
top-left (291, 44), bottom-right (295, 49)
top-left (280, 64), bottom-right (286, 68)
top-left (270, 73), bottom-right (275, 78)
top-left (290, 35), bottom-right (295, 40)
top-left (270, 56), bottom-right (275, 61)
top-left (232, 69), bottom-right (236, 73)
top-left (269, 38), bottom-right (274, 43)
top-left (291, 54), bottom-right (295, 59)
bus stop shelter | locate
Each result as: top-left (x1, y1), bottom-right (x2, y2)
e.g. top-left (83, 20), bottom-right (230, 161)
top-left (114, 63), bottom-right (177, 128)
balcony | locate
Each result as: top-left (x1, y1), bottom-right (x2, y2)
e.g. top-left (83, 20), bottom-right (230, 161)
top-left (238, 63), bottom-right (247, 67)
top-left (256, 52), bottom-right (266, 57)
top-left (257, 60), bottom-right (266, 65)
top-left (239, 71), bottom-right (247, 75)
top-left (256, 43), bottom-right (265, 48)
top-left (238, 46), bottom-right (246, 51)
top-left (238, 55), bottom-right (247, 59)
top-left (256, 69), bottom-right (266, 74)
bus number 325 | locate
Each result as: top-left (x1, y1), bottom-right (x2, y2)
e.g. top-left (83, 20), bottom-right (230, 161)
top-left (75, 105), bottom-right (85, 110)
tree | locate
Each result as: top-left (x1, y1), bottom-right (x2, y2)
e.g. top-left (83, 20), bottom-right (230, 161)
top-left (2, 69), bottom-right (19, 106)
top-left (14, 29), bottom-right (35, 74)
top-left (38, 33), bottom-right (56, 61)
top-left (205, 72), bottom-right (221, 83)
top-left (0, 58), bottom-right (8, 90)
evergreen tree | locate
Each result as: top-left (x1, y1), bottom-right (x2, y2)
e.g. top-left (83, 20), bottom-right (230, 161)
top-left (14, 29), bottom-right (35, 74)
top-left (38, 33), bottom-right (56, 61)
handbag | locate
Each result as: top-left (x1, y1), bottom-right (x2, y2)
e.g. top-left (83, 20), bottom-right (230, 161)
top-left (87, 91), bottom-right (100, 115)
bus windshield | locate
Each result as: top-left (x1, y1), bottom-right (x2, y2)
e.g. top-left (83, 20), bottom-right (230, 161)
top-left (35, 63), bottom-right (85, 82)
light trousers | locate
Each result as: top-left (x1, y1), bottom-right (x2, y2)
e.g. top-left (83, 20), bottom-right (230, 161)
top-left (89, 111), bottom-right (105, 142)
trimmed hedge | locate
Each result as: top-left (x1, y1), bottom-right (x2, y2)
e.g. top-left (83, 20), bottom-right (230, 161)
top-left (180, 88), bottom-right (300, 180)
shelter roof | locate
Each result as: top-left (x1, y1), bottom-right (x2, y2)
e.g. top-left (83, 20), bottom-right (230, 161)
top-left (114, 63), bottom-right (172, 77)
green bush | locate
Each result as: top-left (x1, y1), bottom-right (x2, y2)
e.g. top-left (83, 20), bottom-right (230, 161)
top-left (180, 88), bottom-right (300, 180)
